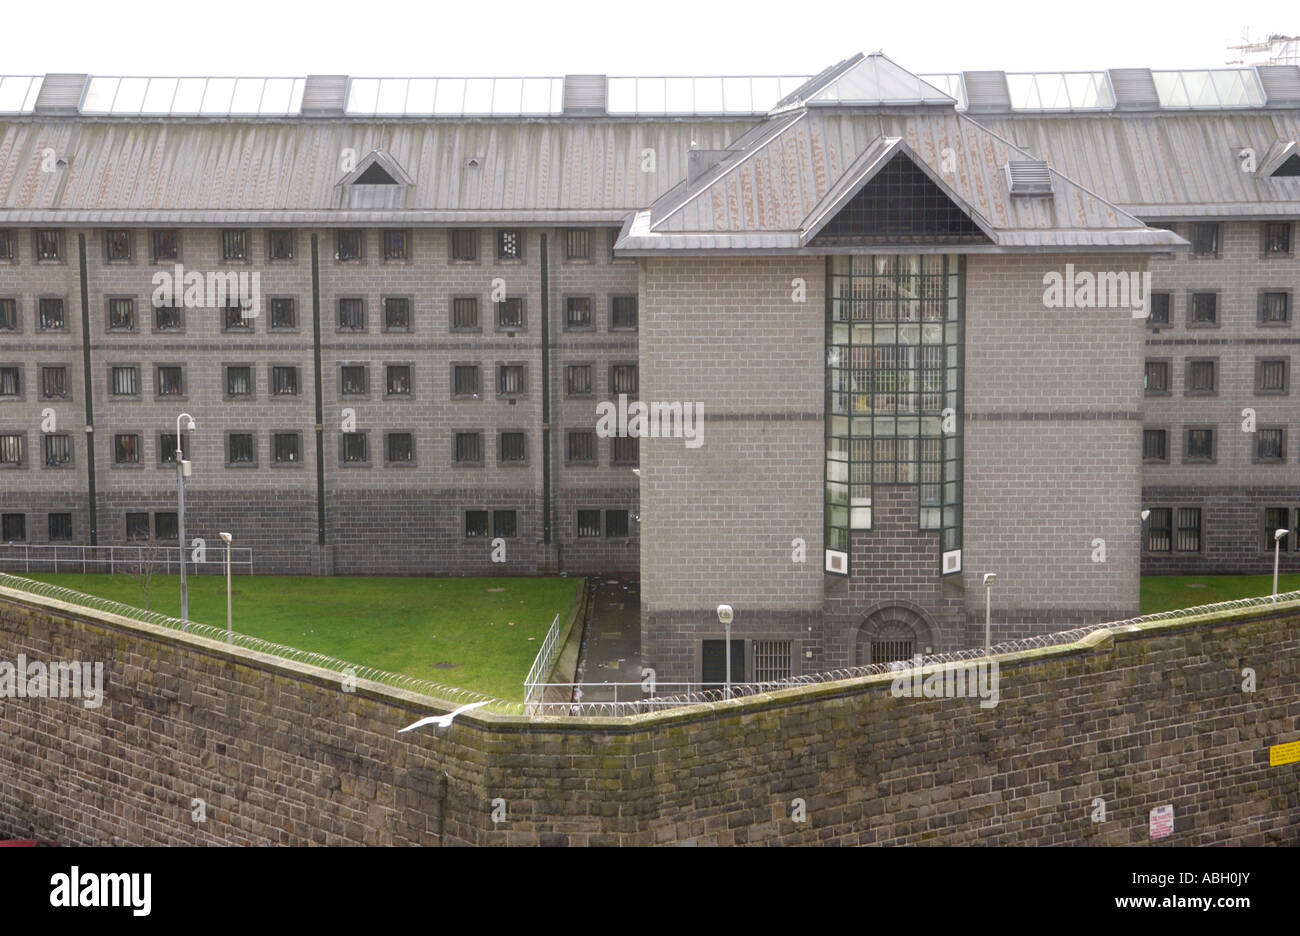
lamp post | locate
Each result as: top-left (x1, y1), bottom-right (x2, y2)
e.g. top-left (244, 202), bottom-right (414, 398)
top-left (982, 573), bottom-right (997, 650)
top-left (1273, 528), bottom-right (1289, 598)
top-left (220, 532), bottom-right (233, 641)
top-left (175, 412), bottom-right (195, 628)
top-left (717, 604), bottom-right (734, 699)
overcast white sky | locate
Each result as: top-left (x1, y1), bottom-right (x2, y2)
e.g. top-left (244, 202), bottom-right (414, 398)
top-left (4, 0), bottom-right (1295, 76)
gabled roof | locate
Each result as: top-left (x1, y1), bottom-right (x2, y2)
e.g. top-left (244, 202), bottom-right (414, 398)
top-left (338, 150), bottom-right (414, 187)
top-left (771, 52), bottom-right (955, 114)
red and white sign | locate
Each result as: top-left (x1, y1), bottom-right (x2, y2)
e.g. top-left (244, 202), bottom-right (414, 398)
top-left (1149, 804), bottom-right (1174, 839)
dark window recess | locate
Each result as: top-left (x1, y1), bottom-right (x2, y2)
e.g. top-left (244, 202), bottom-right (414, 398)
top-left (1190, 293), bottom-right (1217, 324)
top-left (1, 513), bottom-right (25, 541)
top-left (39, 298), bottom-right (65, 330)
top-left (465, 510), bottom-right (489, 538)
top-left (565, 229), bottom-right (589, 260)
top-left (814, 153), bottom-right (986, 243)
top-left (496, 297), bottom-right (523, 329)
top-left (577, 509), bottom-right (601, 537)
top-left (611, 435), bottom-right (639, 465)
top-left (567, 430), bottom-right (596, 463)
top-left (155, 512), bottom-right (178, 541)
top-left (386, 432), bottom-right (414, 462)
top-left (270, 298), bottom-right (296, 329)
top-left (155, 305), bottom-right (183, 330)
top-left (157, 366), bottom-right (183, 396)
top-left (384, 297), bottom-right (411, 330)
top-left (452, 297), bottom-right (479, 330)
top-left (228, 434), bottom-right (255, 464)
top-left (105, 230), bottom-right (131, 261)
top-left (1191, 223), bottom-right (1220, 256)
top-left (48, 513), bottom-right (72, 541)
top-left (159, 433), bottom-right (189, 464)
top-left (386, 365), bottom-right (412, 396)
top-left (498, 364), bottom-right (525, 396)
top-left (492, 510), bottom-right (517, 538)
top-left (871, 639), bottom-right (915, 665)
top-left (605, 509), bottom-right (630, 538)
top-left (0, 230), bottom-right (14, 260)
top-left (1265, 508), bottom-right (1291, 551)
top-left (453, 365), bottom-right (481, 397)
top-left (111, 365), bottom-right (137, 396)
top-left (610, 296), bottom-right (638, 330)
top-left (114, 434), bottom-right (140, 464)
top-left (125, 512), bottom-right (149, 541)
top-left (383, 230), bottom-right (408, 261)
top-left (608, 229), bottom-right (621, 261)
top-left (566, 364), bottom-right (592, 396)
top-left (455, 432), bottom-right (482, 463)
top-left (701, 639), bottom-right (745, 690)
top-left (342, 432), bottom-right (367, 463)
top-left (40, 366), bottom-right (68, 399)
top-left (0, 367), bottom-right (19, 396)
top-left (151, 230), bottom-right (179, 261)
top-left (221, 229), bottom-right (249, 261)
top-left (338, 298), bottom-right (365, 330)
top-left (1187, 360), bottom-right (1216, 393)
top-left (274, 433), bottom-right (300, 464)
top-left (566, 297), bottom-right (592, 328)
top-left (0, 298), bottom-right (16, 330)
top-left (1257, 359), bottom-right (1288, 393)
top-left (43, 434), bottom-right (70, 466)
top-left (108, 298), bottom-right (135, 330)
top-left (268, 230), bottom-right (294, 260)
top-left (36, 230), bottom-right (62, 261)
top-left (340, 365), bottom-right (367, 395)
top-left (1260, 292), bottom-right (1290, 324)
top-left (224, 301), bottom-right (251, 330)
top-left (1142, 429), bottom-right (1167, 462)
top-left (1176, 507), bottom-right (1202, 552)
top-left (336, 230), bottom-right (362, 261)
top-left (1148, 293), bottom-right (1170, 325)
top-left (1186, 428), bottom-right (1214, 460)
top-left (1144, 360), bottom-right (1170, 393)
top-left (1264, 222), bottom-right (1292, 255)
top-left (1256, 428), bottom-right (1285, 461)
top-left (610, 364), bottom-right (638, 395)
top-left (497, 229), bottom-right (522, 260)
top-left (1147, 508), bottom-right (1172, 552)
top-left (226, 366), bottom-right (252, 397)
top-left (0, 434), bottom-right (23, 464)
top-left (499, 431), bottom-right (526, 463)
top-left (450, 230), bottom-right (478, 261)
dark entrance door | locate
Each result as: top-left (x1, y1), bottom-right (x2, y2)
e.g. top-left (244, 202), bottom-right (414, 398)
top-left (701, 639), bottom-right (745, 689)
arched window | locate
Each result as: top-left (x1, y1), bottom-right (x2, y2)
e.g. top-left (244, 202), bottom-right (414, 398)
top-left (855, 605), bottom-right (934, 666)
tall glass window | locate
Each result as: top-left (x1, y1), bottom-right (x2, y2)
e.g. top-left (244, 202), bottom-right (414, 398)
top-left (825, 254), bottom-right (963, 575)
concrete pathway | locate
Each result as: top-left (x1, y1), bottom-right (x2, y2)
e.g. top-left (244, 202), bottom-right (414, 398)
top-left (570, 578), bottom-right (642, 704)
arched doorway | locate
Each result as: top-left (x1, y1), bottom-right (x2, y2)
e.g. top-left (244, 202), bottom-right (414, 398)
top-left (854, 604), bottom-right (935, 666)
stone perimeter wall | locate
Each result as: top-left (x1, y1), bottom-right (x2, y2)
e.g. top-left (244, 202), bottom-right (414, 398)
top-left (0, 586), bottom-right (1297, 846)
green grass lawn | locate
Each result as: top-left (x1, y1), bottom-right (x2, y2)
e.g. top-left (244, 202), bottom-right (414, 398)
top-left (17, 573), bottom-right (581, 702)
top-left (1139, 573), bottom-right (1300, 614)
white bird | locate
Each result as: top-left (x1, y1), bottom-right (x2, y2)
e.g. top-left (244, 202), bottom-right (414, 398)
top-left (397, 701), bottom-right (490, 733)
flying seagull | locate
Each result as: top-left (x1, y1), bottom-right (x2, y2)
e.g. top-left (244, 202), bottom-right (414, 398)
top-left (398, 701), bottom-right (490, 733)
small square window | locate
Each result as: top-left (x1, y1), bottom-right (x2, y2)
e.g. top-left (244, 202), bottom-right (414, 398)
top-left (1148, 293), bottom-right (1170, 326)
top-left (0, 298), bottom-right (16, 331)
top-left (35, 230), bottom-right (63, 261)
top-left (42, 434), bottom-right (71, 467)
top-left (386, 432), bottom-right (414, 463)
top-left (151, 230), bottom-right (179, 262)
top-left (493, 510), bottom-right (517, 538)
top-left (40, 366), bottom-right (68, 399)
top-left (0, 230), bottom-right (15, 261)
top-left (566, 364), bottom-right (592, 396)
top-left (226, 365), bottom-right (253, 397)
top-left (268, 230), bottom-right (295, 261)
top-left (1142, 428), bottom-right (1167, 463)
top-left (1144, 360), bottom-right (1170, 394)
top-left (155, 512), bottom-right (178, 541)
top-left (110, 366), bottom-right (138, 396)
top-left (465, 510), bottom-right (489, 538)
top-left (498, 364), bottom-right (525, 397)
top-left (383, 230), bottom-right (408, 261)
top-left (384, 297), bottom-right (411, 330)
top-left (577, 509), bottom-right (601, 538)
top-left (611, 436), bottom-right (639, 465)
top-left (2, 513), bottom-right (26, 541)
top-left (157, 366), bottom-right (184, 396)
top-left (496, 229), bottom-right (522, 260)
top-left (155, 304), bottom-right (183, 331)
top-left (39, 298), bottom-right (66, 331)
top-left (338, 298), bottom-right (365, 331)
top-left (0, 433), bottom-right (24, 465)
top-left (1256, 359), bottom-right (1288, 394)
top-left (1263, 222), bottom-right (1291, 255)
top-left (565, 229), bottom-right (590, 260)
top-left (342, 432), bottom-right (368, 463)
top-left (108, 298), bottom-right (135, 330)
top-left (386, 365), bottom-right (412, 396)
top-left (1256, 427), bottom-right (1286, 462)
top-left (452, 297), bottom-right (479, 330)
top-left (48, 513), bottom-right (72, 541)
top-left (1189, 293), bottom-right (1217, 325)
top-left (1191, 223), bottom-right (1219, 257)
top-left (114, 434), bottom-right (141, 464)
top-left (455, 432), bottom-right (483, 464)
top-left (336, 230), bottom-right (363, 261)
top-left (125, 512), bottom-right (149, 542)
top-left (1259, 292), bottom-right (1290, 325)
top-left (270, 298), bottom-right (296, 329)
top-left (159, 433), bottom-right (189, 464)
top-left (1148, 507), bottom-right (1172, 552)
top-left (496, 297), bottom-right (523, 329)
top-left (1185, 428), bottom-right (1214, 461)
top-left (224, 300), bottom-right (252, 331)
top-left (610, 363), bottom-right (638, 396)
top-left (605, 509), bottom-right (630, 538)
top-left (1186, 359), bottom-right (1216, 394)
top-left (611, 296), bottom-right (638, 330)
top-left (0, 367), bottom-right (20, 397)
top-left (1264, 508), bottom-right (1292, 551)
top-left (273, 432), bottom-right (301, 464)
top-left (450, 230), bottom-right (478, 262)
top-left (105, 229), bottom-right (131, 261)
top-left (566, 297), bottom-right (592, 329)
top-left (340, 365), bottom-right (368, 396)
top-left (567, 430), bottom-right (596, 464)
top-left (499, 431), bottom-right (526, 463)
top-left (453, 365), bottom-right (481, 398)
top-left (221, 229), bottom-right (249, 262)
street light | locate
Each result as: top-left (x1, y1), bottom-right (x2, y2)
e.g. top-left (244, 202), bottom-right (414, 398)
top-left (220, 532), bottom-right (233, 641)
top-left (1273, 528), bottom-right (1289, 599)
top-left (982, 573), bottom-right (997, 650)
top-left (716, 604), bottom-right (734, 699)
top-left (175, 412), bottom-right (195, 629)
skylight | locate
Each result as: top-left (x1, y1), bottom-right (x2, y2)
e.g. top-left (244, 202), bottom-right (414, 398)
top-left (1006, 72), bottom-right (1115, 110)
top-left (0, 76), bottom-right (42, 114)
top-left (1151, 69), bottom-right (1265, 108)
top-left (918, 74), bottom-right (966, 109)
top-left (606, 76), bottom-right (806, 115)
top-left (345, 77), bottom-right (564, 115)
top-left (80, 77), bottom-right (306, 115)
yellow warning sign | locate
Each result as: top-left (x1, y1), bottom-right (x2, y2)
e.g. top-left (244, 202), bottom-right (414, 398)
top-left (1269, 740), bottom-right (1300, 767)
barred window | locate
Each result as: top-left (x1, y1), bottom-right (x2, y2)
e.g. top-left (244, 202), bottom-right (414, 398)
top-left (1148, 293), bottom-right (1170, 325)
top-left (341, 432), bottom-right (367, 463)
top-left (386, 432), bottom-right (414, 463)
top-left (0, 230), bottom-right (14, 260)
top-left (48, 513), bottom-right (72, 541)
top-left (871, 639), bottom-right (914, 665)
top-left (497, 229), bottom-right (522, 260)
top-left (159, 433), bottom-right (189, 464)
top-left (605, 509), bottom-right (629, 538)
top-left (566, 364), bottom-right (592, 396)
top-left (1256, 359), bottom-right (1288, 393)
top-left (453, 365), bottom-right (481, 398)
top-left (157, 366), bottom-right (183, 396)
top-left (1265, 508), bottom-right (1291, 551)
top-left (1142, 428), bottom-right (1167, 462)
top-left (1256, 428), bottom-right (1285, 462)
top-left (221, 229), bottom-right (249, 261)
top-left (1259, 292), bottom-right (1290, 324)
top-left (1176, 507), bottom-right (1202, 552)
top-left (496, 297), bottom-right (523, 329)
top-left (2, 514), bottom-right (26, 541)
top-left (226, 365), bottom-right (252, 397)
top-left (0, 433), bottom-right (23, 465)
top-left (752, 640), bottom-right (792, 682)
top-left (268, 230), bottom-right (294, 260)
top-left (567, 429), bottom-right (596, 463)
top-left (565, 296), bottom-right (592, 328)
top-left (610, 364), bottom-right (638, 396)
top-left (1185, 428), bottom-right (1214, 461)
top-left (383, 230), bottom-right (408, 261)
top-left (151, 230), bottom-right (179, 261)
top-left (493, 510), bottom-right (517, 538)
top-left (386, 365), bottom-right (412, 396)
top-left (455, 432), bottom-right (482, 464)
top-left (611, 435), bottom-right (639, 465)
top-left (105, 229), bottom-right (131, 261)
top-left (577, 509), bottom-right (601, 537)
top-left (1144, 360), bottom-right (1170, 393)
top-left (155, 304), bottom-right (183, 330)
top-left (452, 297), bottom-right (479, 330)
top-left (43, 434), bottom-right (70, 467)
top-left (112, 366), bottom-right (139, 396)
top-left (224, 300), bottom-right (252, 330)
top-left (1147, 508), bottom-right (1172, 552)
top-left (1263, 222), bottom-right (1291, 255)
top-left (273, 433), bottom-right (300, 464)
top-left (36, 230), bottom-right (62, 261)
top-left (338, 298), bottom-right (365, 330)
top-left (114, 434), bottom-right (140, 464)
top-left (610, 295), bottom-right (637, 330)
top-left (336, 230), bottom-right (362, 261)
top-left (1191, 223), bottom-right (1219, 256)
top-left (270, 298), bottom-right (296, 329)
top-left (499, 431), bottom-right (526, 463)
top-left (40, 366), bottom-right (68, 399)
top-left (340, 365), bottom-right (367, 395)
top-left (1190, 293), bottom-right (1217, 324)
top-left (450, 230), bottom-right (478, 261)
top-left (384, 297), bottom-right (411, 330)
top-left (565, 229), bottom-right (590, 260)
top-left (465, 510), bottom-right (489, 538)
top-left (39, 298), bottom-right (65, 330)
top-left (0, 367), bottom-right (19, 397)
top-left (1187, 359), bottom-right (1216, 393)
top-left (228, 433), bottom-right (255, 464)
top-left (498, 364), bottom-right (525, 396)
top-left (271, 366), bottom-right (298, 396)
top-left (108, 298), bottom-right (135, 330)
top-left (0, 298), bottom-right (15, 330)
top-left (155, 512), bottom-right (178, 541)
top-left (125, 512), bottom-right (149, 541)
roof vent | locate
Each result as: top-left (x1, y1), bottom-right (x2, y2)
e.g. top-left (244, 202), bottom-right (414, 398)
top-left (465, 156), bottom-right (482, 170)
top-left (34, 73), bottom-right (88, 115)
top-left (1257, 65), bottom-right (1300, 105)
top-left (963, 71), bottom-right (1011, 112)
top-left (563, 75), bottom-right (606, 115)
top-left (1108, 68), bottom-right (1159, 109)
top-left (302, 75), bottom-right (348, 116)
top-left (1005, 159), bottom-right (1053, 197)
top-left (1259, 140), bottom-right (1300, 177)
